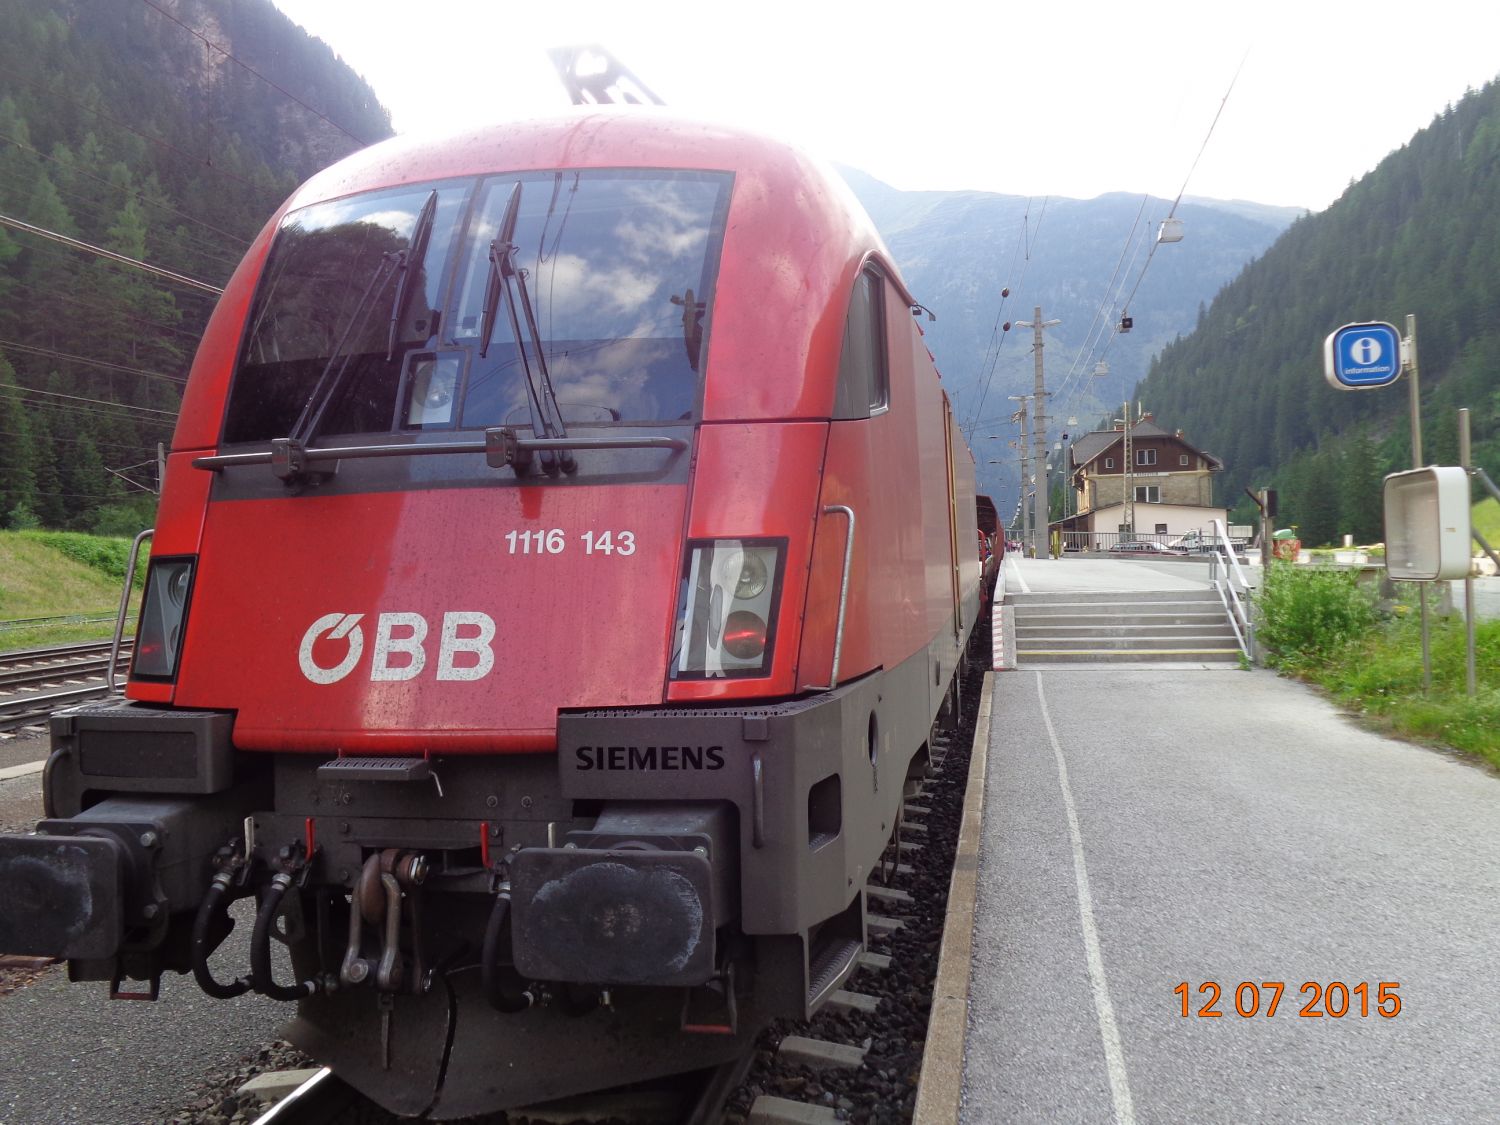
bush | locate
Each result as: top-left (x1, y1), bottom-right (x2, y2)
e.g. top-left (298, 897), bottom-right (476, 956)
top-left (1256, 563), bottom-right (1378, 670)
top-left (5, 503), bottom-right (40, 530)
top-left (88, 499), bottom-right (157, 538)
top-left (1322, 614), bottom-right (1500, 767)
top-left (14, 530), bottom-right (147, 586)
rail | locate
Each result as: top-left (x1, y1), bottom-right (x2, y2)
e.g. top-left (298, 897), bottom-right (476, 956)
top-left (1208, 517), bottom-right (1254, 661)
top-left (249, 1068), bottom-right (361, 1124)
top-left (0, 641), bottom-right (135, 732)
top-left (0, 613), bottom-right (118, 634)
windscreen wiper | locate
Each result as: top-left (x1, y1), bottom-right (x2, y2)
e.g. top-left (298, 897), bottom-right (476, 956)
top-left (278, 250), bottom-right (402, 475)
top-left (192, 427), bottom-right (687, 474)
top-left (478, 181), bottom-right (575, 475)
top-left (386, 190), bottom-right (438, 361)
top-left (273, 201), bottom-right (433, 481)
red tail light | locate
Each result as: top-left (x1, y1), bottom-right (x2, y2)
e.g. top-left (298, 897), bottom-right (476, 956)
top-left (721, 611), bottom-right (767, 660)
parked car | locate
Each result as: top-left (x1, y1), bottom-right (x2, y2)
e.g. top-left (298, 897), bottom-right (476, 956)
top-left (1169, 532), bottom-right (1232, 554)
top-left (1108, 541), bottom-right (1188, 556)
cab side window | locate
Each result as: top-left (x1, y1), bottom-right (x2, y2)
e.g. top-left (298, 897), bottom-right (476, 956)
top-left (833, 268), bottom-right (889, 419)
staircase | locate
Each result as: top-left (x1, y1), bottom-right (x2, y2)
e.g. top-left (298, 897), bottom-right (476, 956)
top-left (1009, 589), bottom-right (1242, 665)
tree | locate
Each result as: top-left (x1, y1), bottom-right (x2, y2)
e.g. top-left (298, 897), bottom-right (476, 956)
top-left (58, 432), bottom-right (119, 529)
top-left (1339, 428), bottom-right (1385, 543)
top-left (27, 410), bottom-right (68, 528)
top-left (17, 169), bottom-right (80, 356)
top-left (0, 357), bottom-right (38, 525)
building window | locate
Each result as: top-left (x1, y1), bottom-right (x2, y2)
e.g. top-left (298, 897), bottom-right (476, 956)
top-left (1104, 457), bottom-right (1114, 469)
top-left (1137, 448), bottom-right (1157, 466)
top-left (1155, 523), bottom-right (1168, 534)
top-left (1135, 485), bottom-right (1160, 503)
top-left (1180, 453), bottom-right (1189, 466)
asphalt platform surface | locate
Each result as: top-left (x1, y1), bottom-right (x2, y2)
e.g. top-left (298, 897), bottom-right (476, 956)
top-left (961, 556), bottom-right (1500, 1122)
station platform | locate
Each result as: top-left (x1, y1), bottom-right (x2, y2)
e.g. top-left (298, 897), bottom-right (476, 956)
top-left (916, 555), bottom-right (1500, 1123)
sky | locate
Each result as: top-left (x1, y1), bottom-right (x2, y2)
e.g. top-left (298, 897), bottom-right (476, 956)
top-left (267, 0), bottom-right (1500, 213)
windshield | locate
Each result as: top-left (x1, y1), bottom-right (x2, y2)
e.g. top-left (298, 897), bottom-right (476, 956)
top-left (223, 169), bottom-right (731, 444)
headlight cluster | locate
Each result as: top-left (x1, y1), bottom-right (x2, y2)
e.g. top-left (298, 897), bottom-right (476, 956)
top-left (131, 558), bottom-right (195, 680)
top-left (672, 540), bottom-right (783, 678)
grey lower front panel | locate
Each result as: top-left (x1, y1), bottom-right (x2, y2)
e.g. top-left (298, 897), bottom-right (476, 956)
top-left (289, 964), bottom-right (765, 1120)
top-left (558, 643), bottom-right (939, 939)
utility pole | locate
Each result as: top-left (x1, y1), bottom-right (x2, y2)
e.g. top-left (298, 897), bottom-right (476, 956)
top-left (1015, 307), bottom-right (1060, 558)
top-left (1119, 402), bottom-right (1136, 540)
top-left (1009, 395), bottom-right (1030, 554)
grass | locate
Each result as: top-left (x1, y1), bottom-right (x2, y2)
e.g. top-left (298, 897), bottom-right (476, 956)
top-left (1249, 503), bottom-right (1500, 771)
top-left (1258, 570), bottom-right (1500, 771)
top-left (0, 531), bottom-right (141, 651)
top-left (1316, 609), bottom-right (1500, 769)
top-left (1474, 496), bottom-right (1500, 548)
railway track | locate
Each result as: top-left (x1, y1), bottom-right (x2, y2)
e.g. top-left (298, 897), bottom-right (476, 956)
top-left (0, 639), bottom-right (131, 733)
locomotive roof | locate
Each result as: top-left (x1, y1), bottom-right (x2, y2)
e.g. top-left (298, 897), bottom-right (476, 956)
top-left (284, 109), bottom-right (916, 299)
top-left (294, 111), bottom-right (868, 235)
top-left (174, 109), bottom-right (923, 446)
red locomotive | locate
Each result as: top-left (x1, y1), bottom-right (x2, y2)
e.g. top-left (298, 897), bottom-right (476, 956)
top-left (0, 107), bottom-right (981, 1116)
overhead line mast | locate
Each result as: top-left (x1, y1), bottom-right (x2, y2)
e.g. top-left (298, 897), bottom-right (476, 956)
top-left (1014, 307), bottom-right (1060, 558)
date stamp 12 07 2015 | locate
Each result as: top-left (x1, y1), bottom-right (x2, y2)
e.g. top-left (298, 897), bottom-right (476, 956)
top-left (1174, 981), bottom-right (1402, 1018)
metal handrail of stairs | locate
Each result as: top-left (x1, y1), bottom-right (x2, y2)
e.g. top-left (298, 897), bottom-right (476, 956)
top-left (1207, 517), bottom-right (1254, 662)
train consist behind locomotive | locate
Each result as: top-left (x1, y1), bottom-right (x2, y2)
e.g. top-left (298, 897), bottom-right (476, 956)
top-left (0, 107), bottom-right (983, 1117)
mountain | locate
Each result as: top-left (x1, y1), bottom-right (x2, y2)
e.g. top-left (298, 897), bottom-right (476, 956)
top-left (0, 0), bottom-right (391, 531)
top-left (0, 1), bottom-right (1304, 535)
top-left (839, 166), bottom-right (1301, 510)
top-left (1133, 79), bottom-right (1500, 544)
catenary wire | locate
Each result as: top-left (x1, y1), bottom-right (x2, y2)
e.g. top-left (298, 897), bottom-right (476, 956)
top-left (0, 339), bottom-right (186, 385)
top-left (0, 383), bottom-right (179, 418)
top-left (962, 197), bottom-right (1046, 439)
top-left (0, 211), bottom-right (223, 294)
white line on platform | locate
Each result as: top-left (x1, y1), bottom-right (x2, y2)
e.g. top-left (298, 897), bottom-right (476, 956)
top-left (0, 760), bottom-right (45, 781)
top-left (1006, 557), bottom-right (1031, 594)
top-left (1035, 672), bottom-right (1136, 1125)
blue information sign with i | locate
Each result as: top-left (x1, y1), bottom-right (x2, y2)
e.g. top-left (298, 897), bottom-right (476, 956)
top-left (1324, 321), bottom-right (1402, 390)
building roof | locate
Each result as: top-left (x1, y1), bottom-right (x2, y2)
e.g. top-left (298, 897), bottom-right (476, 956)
top-left (1070, 421), bottom-right (1223, 472)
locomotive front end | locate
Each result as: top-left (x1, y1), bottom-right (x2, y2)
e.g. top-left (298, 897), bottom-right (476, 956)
top-left (0, 113), bottom-right (973, 1118)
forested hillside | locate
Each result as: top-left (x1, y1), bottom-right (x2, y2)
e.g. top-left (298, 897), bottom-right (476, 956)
top-left (1135, 78), bottom-right (1500, 544)
top-left (0, 0), bottom-right (390, 532)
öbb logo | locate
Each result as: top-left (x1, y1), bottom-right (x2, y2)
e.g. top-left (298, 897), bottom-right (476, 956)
top-left (298, 612), bottom-right (496, 684)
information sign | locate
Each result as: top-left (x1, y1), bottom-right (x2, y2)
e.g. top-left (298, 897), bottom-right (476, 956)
top-left (1324, 321), bottom-right (1402, 390)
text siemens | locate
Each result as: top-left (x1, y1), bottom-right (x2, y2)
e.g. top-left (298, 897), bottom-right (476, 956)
top-left (574, 745), bottom-right (726, 771)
